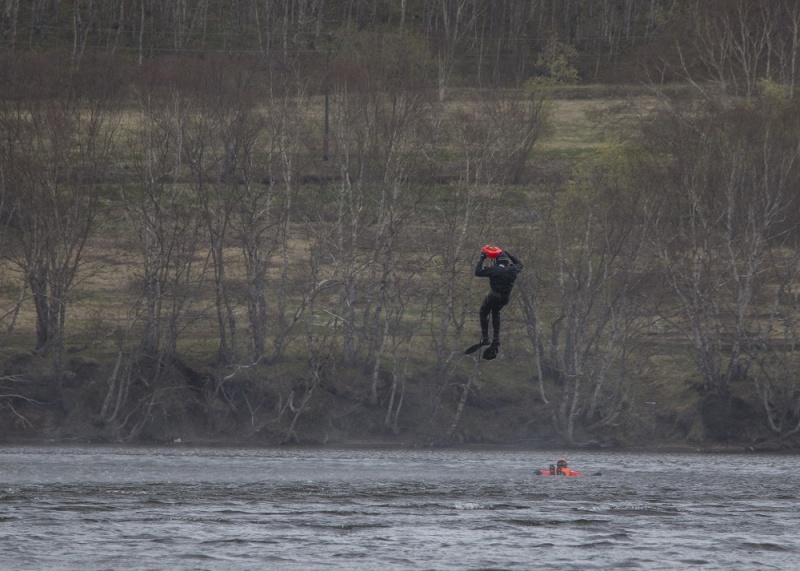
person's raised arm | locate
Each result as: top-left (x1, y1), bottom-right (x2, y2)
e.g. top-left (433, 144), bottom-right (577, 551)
top-left (475, 250), bottom-right (487, 275)
top-left (505, 251), bottom-right (522, 269)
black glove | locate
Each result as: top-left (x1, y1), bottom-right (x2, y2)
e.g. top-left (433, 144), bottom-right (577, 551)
top-left (480, 251), bottom-right (487, 260)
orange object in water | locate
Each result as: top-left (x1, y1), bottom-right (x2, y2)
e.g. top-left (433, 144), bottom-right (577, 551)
top-left (535, 468), bottom-right (581, 477)
top-left (482, 245), bottom-right (503, 258)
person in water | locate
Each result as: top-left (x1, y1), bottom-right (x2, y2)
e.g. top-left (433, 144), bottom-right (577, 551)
top-left (536, 458), bottom-right (579, 476)
top-left (474, 246), bottom-right (523, 351)
top-left (540, 458), bottom-right (579, 476)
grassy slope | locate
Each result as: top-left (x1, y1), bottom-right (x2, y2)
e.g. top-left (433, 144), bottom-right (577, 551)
top-left (0, 89), bottom-right (765, 448)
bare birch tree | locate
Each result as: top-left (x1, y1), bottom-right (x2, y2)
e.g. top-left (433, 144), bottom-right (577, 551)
top-left (179, 57), bottom-right (262, 365)
top-left (751, 247), bottom-right (800, 446)
top-left (0, 54), bottom-right (121, 387)
top-left (676, 0), bottom-right (800, 98)
top-left (518, 147), bottom-right (655, 445)
top-left (633, 78), bottom-right (800, 442)
top-left (323, 31), bottom-right (432, 370)
top-left (124, 59), bottom-right (206, 358)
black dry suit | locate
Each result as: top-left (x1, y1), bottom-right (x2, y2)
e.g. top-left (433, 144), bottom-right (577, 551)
top-left (475, 252), bottom-right (523, 345)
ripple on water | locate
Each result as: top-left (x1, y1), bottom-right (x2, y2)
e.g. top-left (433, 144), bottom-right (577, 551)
top-left (2, 447), bottom-right (800, 569)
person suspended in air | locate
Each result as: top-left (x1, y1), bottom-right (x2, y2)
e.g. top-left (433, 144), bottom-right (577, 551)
top-left (464, 245), bottom-right (523, 360)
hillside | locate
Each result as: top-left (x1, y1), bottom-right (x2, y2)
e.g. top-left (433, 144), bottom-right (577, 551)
top-left (2, 1), bottom-right (800, 450)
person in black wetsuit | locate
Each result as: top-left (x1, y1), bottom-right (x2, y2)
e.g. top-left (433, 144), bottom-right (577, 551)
top-left (474, 247), bottom-right (523, 351)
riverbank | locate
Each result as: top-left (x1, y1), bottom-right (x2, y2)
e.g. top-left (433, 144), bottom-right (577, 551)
top-left (3, 430), bottom-right (792, 455)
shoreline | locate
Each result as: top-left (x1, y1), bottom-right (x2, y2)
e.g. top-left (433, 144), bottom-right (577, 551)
top-left (2, 435), bottom-right (796, 455)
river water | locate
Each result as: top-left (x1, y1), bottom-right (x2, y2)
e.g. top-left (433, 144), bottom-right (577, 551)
top-left (0, 445), bottom-right (797, 570)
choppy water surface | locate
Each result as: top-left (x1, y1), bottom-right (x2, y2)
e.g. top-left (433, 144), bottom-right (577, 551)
top-left (0, 446), bottom-right (798, 570)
